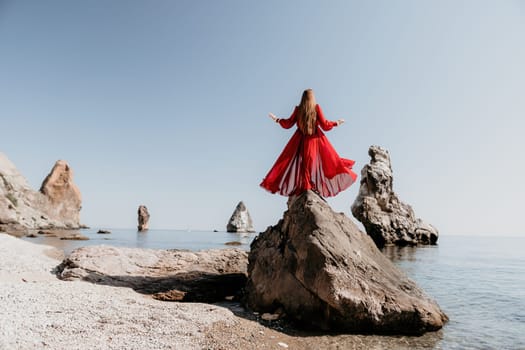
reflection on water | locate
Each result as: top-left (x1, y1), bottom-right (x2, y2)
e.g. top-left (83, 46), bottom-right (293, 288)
top-left (382, 245), bottom-right (421, 262)
top-left (136, 231), bottom-right (148, 249)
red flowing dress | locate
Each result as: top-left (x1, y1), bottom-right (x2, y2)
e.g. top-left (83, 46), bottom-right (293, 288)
top-left (260, 104), bottom-right (358, 197)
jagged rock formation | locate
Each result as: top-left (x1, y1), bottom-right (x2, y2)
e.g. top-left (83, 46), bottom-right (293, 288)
top-left (351, 146), bottom-right (439, 247)
top-left (58, 246), bottom-right (248, 302)
top-left (227, 201), bottom-right (255, 233)
top-left (40, 160), bottom-right (82, 227)
top-left (137, 205), bottom-right (150, 231)
top-left (0, 153), bottom-right (83, 233)
top-left (244, 190), bottom-right (447, 335)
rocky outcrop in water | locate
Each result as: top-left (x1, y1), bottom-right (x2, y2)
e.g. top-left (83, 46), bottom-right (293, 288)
top-left (0, 153), bottom-right (83, 233)
top-left (137, 205), bottom-right (150, 231)
top-left (244, 190), bottom-right (447, 335)
top-left (58, 245), bottom-right (248, 302)
top-left (351, 146), bottom-right (439, 248)
top-left (227, 201), bottom-right (255, 233)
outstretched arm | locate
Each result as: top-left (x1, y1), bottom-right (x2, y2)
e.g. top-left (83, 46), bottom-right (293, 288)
top-left (316, 104), bottom-right (345, 131)
top-left (268, 107), bottom-right (298, 129)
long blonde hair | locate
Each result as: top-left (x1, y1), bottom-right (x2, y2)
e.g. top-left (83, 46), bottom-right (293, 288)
top-left (297, 89), bottom-right (317, 135)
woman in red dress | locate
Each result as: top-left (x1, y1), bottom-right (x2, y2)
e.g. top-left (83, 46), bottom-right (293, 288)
top-left (260, 89), bottom-right (357, 197)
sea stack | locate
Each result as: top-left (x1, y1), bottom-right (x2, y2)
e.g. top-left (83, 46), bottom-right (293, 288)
top-left (40, 160), bottom-right (82, 227)
top-left (0, 153), bottom-right (83, 232)
top-left (137, 205), bottom-right (150, 231)
top-left (226, 201), bottom-right (255, 233)
top-left (351, 145), bottom-right (439, 248)
top-left (244, 190), bottom-right (447, 334)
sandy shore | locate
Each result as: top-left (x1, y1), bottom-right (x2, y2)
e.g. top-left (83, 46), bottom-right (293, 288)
top-left (0, 233), bottom-right (442, 350)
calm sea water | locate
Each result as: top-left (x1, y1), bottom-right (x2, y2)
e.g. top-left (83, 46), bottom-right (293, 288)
top-left (23, 228), bottom-right (256, 255)
top-left (24, 230), bottom-right (525, 349)
top-left (382, 236), bottom-right (525, 350)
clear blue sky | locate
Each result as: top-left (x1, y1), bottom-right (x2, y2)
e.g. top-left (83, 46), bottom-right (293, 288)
top-left (1, 1), bottom-right (524, 235)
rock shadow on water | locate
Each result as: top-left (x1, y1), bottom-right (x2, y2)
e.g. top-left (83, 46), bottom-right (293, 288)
top-left (383, 245), bottom-right (420, 263)
top-left (382, 244), bottom-right (439, 263)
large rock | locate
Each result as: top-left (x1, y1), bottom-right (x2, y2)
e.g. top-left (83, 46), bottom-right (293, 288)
top-left (227, 201), bottom-right (255, 233)
top-left (137, 205), bottom-right (150, 231)
top-left (40, 160), bottom-right (82, 227)
top-left (244, 190), bottom-right (447, 335)
top-left (351, 146), bottom-right (438, 247)
top-left (0, 153), bottom-right (83, 231)
top-left (58, 245), bottom-right (248, 302)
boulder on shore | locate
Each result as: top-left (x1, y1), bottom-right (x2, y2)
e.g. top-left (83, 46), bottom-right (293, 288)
top-left (227, 201), bottom-right (255, 233)
top-left (137, 205), bottom-right (150, 231)
top-left (351, 145), bottom-right (439, 247)
top-left (0, 153), bottom-right (83, 232)
top-left (57, 245), bottom-right (248, 303)
top-left (244, 190), bottom-right (447, 335)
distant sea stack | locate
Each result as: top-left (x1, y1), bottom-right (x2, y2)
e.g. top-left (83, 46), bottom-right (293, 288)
top-left (351, 145), bottom-right (439, 248)
top-left (137, 205), bottom-right (150, 231)
top-left (227, 201), bottom-right (255, 233)
top-left (0, 153), bottom-right (83, 233)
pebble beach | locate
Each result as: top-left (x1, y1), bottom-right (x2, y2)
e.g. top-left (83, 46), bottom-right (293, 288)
top-left (0, 234), bottom-right (254, 349)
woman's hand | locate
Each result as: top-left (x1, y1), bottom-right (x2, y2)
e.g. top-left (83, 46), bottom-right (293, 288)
top-left (337, 119), bottom-right (345, 126)
top-left (269, 113), bottom-right (279, 123)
